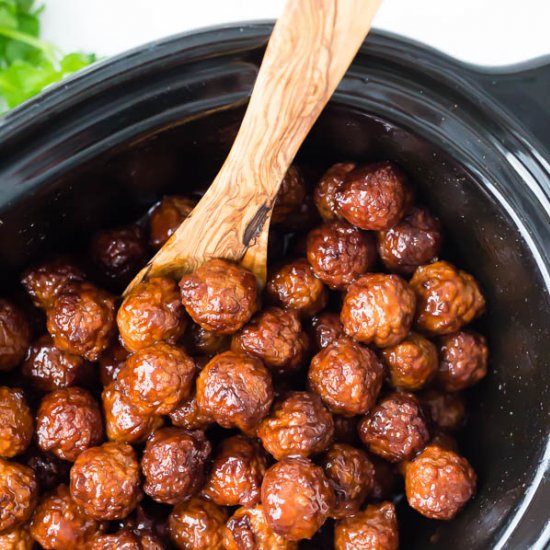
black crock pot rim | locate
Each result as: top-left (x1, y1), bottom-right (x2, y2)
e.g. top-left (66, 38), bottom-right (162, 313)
top-left (0, 22), bottom-right (548, 549)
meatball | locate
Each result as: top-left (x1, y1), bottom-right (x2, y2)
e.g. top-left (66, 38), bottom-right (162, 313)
top-left (168, 497), bottom-right (227, 550)
top-left (115, 343), bottom-right (195, 415)
top-left (308, 338), bottom-right (384, 416)
top-left (102, 385), bottom-right (163, 444)
top-left (334, 501), bottom-right (399, 550)
top-left (231, 308), bottom-right (309, 376)
top-left (224, 505), bottom-right (298, 550)
top-left (405, 444), bottom-right (476, 519)
top-left (183, 323), bottom-right (229, 357)
top-left (438, 331), bottom-right (488, 391)
top-left (0, 525), bottom-right (33, 549)
top-left (335, 161), bottom-right (411, 231)
top-left (266, 259), bottom-right (328, 318)
top-left (89, 529), bottom-right (163, 550)
top-left (22, 335), bottom-right (93, 392)
top-left (306, 221), bottom-right (376, 290)
top-left (149, 196), bottom-right (197, 249)
top-left (272, 166), bottom-right (307, 225)
top-left (117, 277), bottom-right (187, 352)
top-left (358, 392), bottom-right (430, 462)
top-left (420, 388), bottom-right (466, 432)
top-left (196, 351), bottom-right (273, 435)
top-left (370, 456), bottom-right (399, 501)
top-left (29, 484), bottom-right (105, 549)
top-left (261, 457), bottom-right (335, 541)
top-left (341, 273), bottom-right (416, 348)
top-left (0, 387), bottom-right (32, 458)
top-left (0, 459), bottom-right (38, 533)
top-left (381, 332), bottom-right (438, 390)
top-left (168, 391), bottom-right (212, 431)
top-left (333, 415), bottom-right (359, 445)
top-left (36, 387), bottom-right (103, 462)
top-left (179, 259), bottom-right (258, 334)
top-left (20, 257), bottom-right (85, 310)
top-left (202, 435), bottom-right (267, 507)
top-left (410, 261), bottom-right (486, 335)
top-left (141, 427), bottom-right (211, 505)
top-left (257, 391), bottom-right (333, 460)
top-left (70, 442), bottom-right (142, 520)
top-left (321, 443), bottom-right (375, 519)
top-left (90, 225), bottom-right (148, 287)
top-left (0, 299), bottom-right (31, 372)
top-left (309, 311), bottom-right (345, 351)
top-left (377, 206), bottom-right (442, 274)
top-left (23, 447), bottom-right (70, 492)
top-left (313, 163), bottom-right (356, 222)
top-left (46, 282), bottom-right (116, 361)
top-left (98, 342), bottom-right (129, 386)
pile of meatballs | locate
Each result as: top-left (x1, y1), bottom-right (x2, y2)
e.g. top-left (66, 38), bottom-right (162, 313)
top-left (0, 160), bottom-right (488, 550)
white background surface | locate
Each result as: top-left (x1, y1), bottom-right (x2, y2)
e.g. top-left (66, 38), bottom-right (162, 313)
top-left (41, 0), bottom-right (550, 67)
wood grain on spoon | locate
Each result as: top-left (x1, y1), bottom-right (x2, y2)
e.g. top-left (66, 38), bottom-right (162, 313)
top-left (125, 0), bottom-right (382, 295)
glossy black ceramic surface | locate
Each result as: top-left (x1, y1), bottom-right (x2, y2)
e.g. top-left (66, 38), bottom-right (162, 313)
top-left (0, 24), bottom-right (548, 550)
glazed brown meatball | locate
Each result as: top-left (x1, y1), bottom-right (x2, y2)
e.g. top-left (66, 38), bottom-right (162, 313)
top-left (23, 448), bottom-right (70, 492)
top-left (335, 161), bottom-right (411, 231)
top-left (202, 435), bottom-right (267, 507)
top-left (308, 338), bottom-right (384, 416)
top-left (272, 166), bottom-right (307, 225)
top-left (36, 387), bottom-right (103, 462)
top-left (381, 332), bottom-right (438, 390)
top-left (370, 456), bottom-right (399, 501)
top-left (196, 351), bottom-right (273, 435)
top-left (410, 261), bottom-right (486, 335)
top-left (179, 259), bottom-right (258, 334)
top-left (231, 308), bottom-right (309, 376)
top-left (183, 322), bottom-right (230, 357)
top-left (20, 257), bottom-right (85, 310)
top-left (89, 529), bottom-right (163, 550)
top-left (169, 497), bottom-right (227, 550)
top-left (0, 387), bottom-right (33, 458)
top-left (224, 504), bottom-right (298, 550)
top-left (141, 427), bottom-right (211, 505)
top-left (321, 443), bottom-right (375, 519)
top-left (102, 385), bottom-right (163, 444)
top-left (22, 335), bottom-right (93, 392)
top-left (313, 163), bottom-right (356, 222)
top-left (0, 458), bottom-right (38, 533)
top-left (309, 311), bottom-right (345, 351)
top-left (115, 343), bottom-right (195, 415)
top-left (438, 331), bottom-right (488, 391)
top-left (358, 392), bottom-right (431, 462)
top-left (420, 388), bottom-right (466, 432)
top-left (0, 525), bottom-right (33, 549)
top-left (30, 484), bottom-right (105, 549)
top-left (261, 457), bottom-right (335, 541)
top-left (90, 225), bottom-right (148, 286)
top-left (257, 391), bottom-right (333, 460)
top-left (405, 444), bottom-right (476, 519)
top-left (377, 205), bottom-right (442, 274)
top-left (341, 273), bottom-right (416, 348)
top-left (169, 391), bottom-right (212, 431)
top-left (333, 415), bottom-right (359, 445)
top-left (46, 282), bottom-right (116, 361)
top-left (306, 221), bottom-right (376, 290)
top-left (334, 501), bottom-right (399, 550)
top-left (0, 299), bottom-right (31, 372)
top-left (149, 195), bottom-right (197, 249)
top-left (117, 277), bottom-right (187, 352)
top-left (98, 342), bottom-right (129, 386)
top-left (266, 259), bottom-right (328, 318)
top-left (70, 441), bottom-right (141, 520)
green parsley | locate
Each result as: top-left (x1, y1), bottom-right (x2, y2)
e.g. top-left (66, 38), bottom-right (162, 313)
top-left (0, 0), bottom-right (95, 113)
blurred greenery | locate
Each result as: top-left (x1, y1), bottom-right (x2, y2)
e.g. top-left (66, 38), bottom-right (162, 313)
top-left (0, 0), bottom-right (96, 113)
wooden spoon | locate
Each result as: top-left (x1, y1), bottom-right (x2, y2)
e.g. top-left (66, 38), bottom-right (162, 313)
top-left (125, 0), bottom-right (382, 295)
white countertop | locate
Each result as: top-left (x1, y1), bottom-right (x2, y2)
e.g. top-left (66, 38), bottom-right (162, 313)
top-left (42, 0), bottom-right (550, 67)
